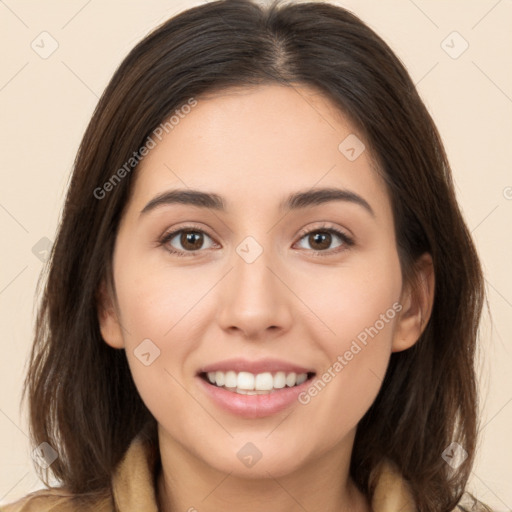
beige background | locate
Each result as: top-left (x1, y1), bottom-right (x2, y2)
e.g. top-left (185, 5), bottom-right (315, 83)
top-left (1, 0), bottom-right (511, 508)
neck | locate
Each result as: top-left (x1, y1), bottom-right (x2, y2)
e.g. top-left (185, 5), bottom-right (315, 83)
top-left (156, 429), bottom-right (371, 512)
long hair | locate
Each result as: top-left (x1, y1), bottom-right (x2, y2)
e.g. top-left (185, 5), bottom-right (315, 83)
top-left (24, 1), bottom-right (488, 510)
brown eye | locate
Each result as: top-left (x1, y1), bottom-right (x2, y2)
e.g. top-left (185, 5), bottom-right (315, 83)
top-left (295, 226), bottom-right (354, 255)
top-left (180, 231), bottom-right (205, 251)
top-left (308, 231), bottom-right (333, 251)
top-left (160, 227), bottom-right (216, 256)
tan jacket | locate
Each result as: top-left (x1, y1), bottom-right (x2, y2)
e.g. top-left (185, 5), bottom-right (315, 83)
top-left (0, 435), bottom-right (487, 511)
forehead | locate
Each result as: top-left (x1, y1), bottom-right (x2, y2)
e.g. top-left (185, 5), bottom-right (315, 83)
top-left (128, 84), bottom-right (391, 220)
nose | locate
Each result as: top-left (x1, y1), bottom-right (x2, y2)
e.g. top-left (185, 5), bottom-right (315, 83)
top-left (216, 243), bottom-right (293, 340)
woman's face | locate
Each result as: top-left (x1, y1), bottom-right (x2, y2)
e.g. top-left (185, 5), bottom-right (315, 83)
top-left (99, 84), bottom-right (430, 478)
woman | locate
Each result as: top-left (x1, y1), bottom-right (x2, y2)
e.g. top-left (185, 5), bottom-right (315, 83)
top-left (1, 0), bottom-right (493, 510)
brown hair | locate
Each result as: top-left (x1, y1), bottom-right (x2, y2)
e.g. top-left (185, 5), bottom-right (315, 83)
top-left (24, 0), bottom-right (490, 510)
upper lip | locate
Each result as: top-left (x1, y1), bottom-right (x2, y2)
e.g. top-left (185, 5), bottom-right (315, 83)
top-left (198, 358), bottom-right (315, 375)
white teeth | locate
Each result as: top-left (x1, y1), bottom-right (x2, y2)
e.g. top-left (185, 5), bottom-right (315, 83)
top-left (296, 373), bottom-right (307, 385)
top-left (215, 371), bottom-right (225, 386)
top-left (285, 372), bottom-right (297, 387)
top-left (237, 371), bottom-right (255, 390)
top-left (273, 371), bottom-right (286, 389)
top-left (224, 370), bottom-right (237, 388)
top-left (254, 372), bottom-right (274, 391)
top-left (204, 370), bottom-right (310, 393)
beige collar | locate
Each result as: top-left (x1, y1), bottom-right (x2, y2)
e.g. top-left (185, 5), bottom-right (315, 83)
top-left (368, 459), bottom-right (417, 511)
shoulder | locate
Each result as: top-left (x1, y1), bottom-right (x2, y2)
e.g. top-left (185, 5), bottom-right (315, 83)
top-left (0, 487), bottom-right (112, 512)
top-left (1, 433), bottom-right (157, 512)
top-left (369, 458), bottom-right (496, 512)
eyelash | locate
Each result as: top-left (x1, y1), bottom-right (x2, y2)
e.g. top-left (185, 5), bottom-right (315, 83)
top-left (158, 223), bottom-right (354, 258)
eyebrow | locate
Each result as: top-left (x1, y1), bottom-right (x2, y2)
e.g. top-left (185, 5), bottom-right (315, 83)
top-left (140, 187), bottom-right (375, 218)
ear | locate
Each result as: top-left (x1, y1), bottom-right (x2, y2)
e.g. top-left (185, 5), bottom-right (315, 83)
top-left (96, 279), bottom-right (125, 349)
top-left (392, 253), bottom-right (435, 353)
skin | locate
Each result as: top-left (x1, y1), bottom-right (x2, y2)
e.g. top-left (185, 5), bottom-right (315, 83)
top-left (98, 84), bottom-right (434, 512)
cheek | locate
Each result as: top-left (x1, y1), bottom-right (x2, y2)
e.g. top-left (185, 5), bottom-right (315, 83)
top-left (300, 249), bottom-right (402, 351)
top-left (295, 251), bottom-right (402, 425)
top-left (112, 255), bottom-right (218, 423)
top-left (114, 255), bottom-right (210, 343)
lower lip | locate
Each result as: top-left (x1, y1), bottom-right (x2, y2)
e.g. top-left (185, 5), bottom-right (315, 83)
top-left (196, 375), bottom-right (314, 419)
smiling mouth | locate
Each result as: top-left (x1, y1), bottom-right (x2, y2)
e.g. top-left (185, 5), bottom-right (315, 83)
top-left (199, 370), bottom-right (316, 395)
